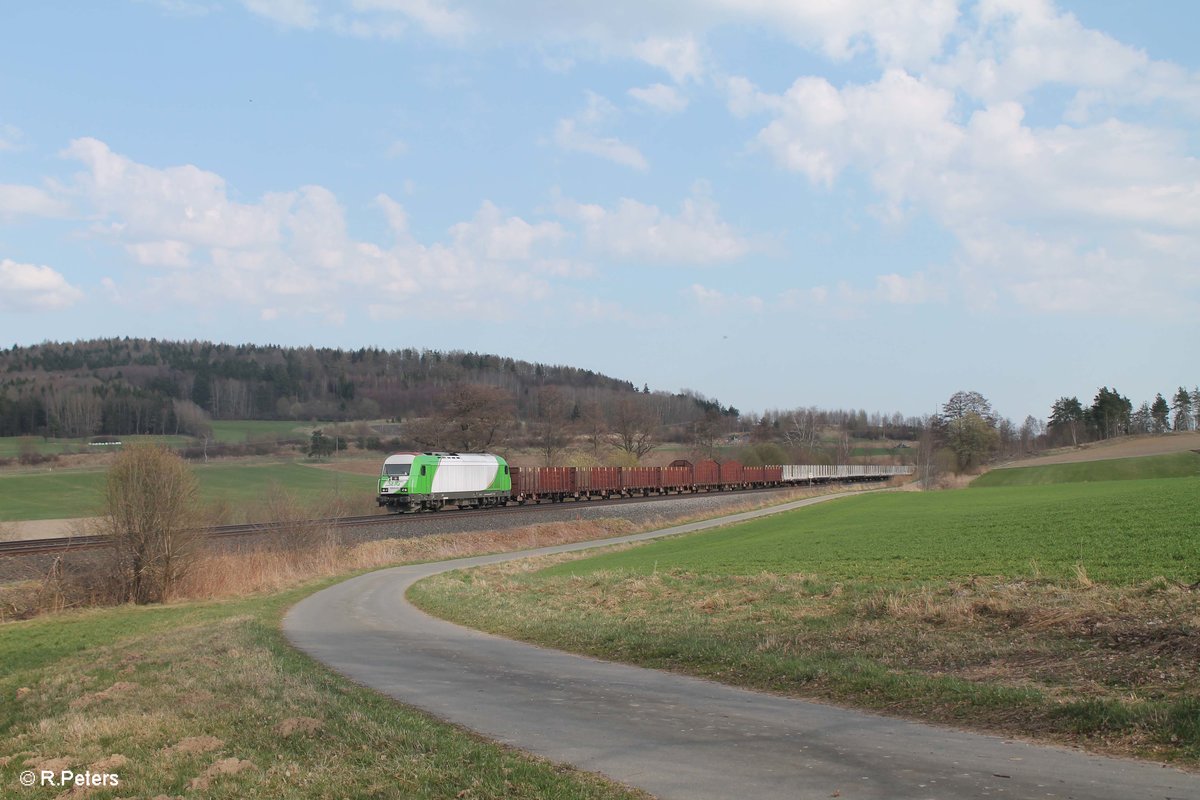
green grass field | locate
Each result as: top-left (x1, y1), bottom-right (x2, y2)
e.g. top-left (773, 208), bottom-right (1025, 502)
top-left (0, 462), bottom-right (374, 522)
top-left (972, 451), bottom-right (1200, 487)
top-left (0, 421), bottom-right (321, 459)
top-left (207, 419), bottom-right (319, 442)
top-left (538, 477), bottom-right (1199, 585)
top-left (0, 584), bottom-right (645, 800)
top-left (412, 475), bottom-right (1200, 762)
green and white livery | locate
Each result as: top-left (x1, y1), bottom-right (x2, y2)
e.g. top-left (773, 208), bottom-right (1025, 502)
top-left (377, 451), bottom-right (511, 512)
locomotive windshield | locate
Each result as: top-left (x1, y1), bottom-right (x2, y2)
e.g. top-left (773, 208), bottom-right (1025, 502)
top-left (384, 464), bottom-right (411, 477)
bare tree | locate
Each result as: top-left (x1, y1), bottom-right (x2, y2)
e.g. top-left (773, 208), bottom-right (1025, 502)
top-left (99, 445), bottom-right (201, 604)
top-left (407, 383), bottom-right (515, 452)
top-left (533, 385), bottom-right (570, 465)
top-left (689, 410), bottom-right (725, 462)
top-left (610, 394), bottom-right (659, 462)
top-left (577, 400), bottom-right (609, 459)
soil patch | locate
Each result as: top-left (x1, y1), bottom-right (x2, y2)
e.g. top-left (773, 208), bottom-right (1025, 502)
top-left (189, 757), bottom-right (253, 790)
top-left (163, 736), bottom-right (224, 756)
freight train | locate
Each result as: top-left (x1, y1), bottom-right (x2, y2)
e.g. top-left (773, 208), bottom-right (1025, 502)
top-left (376, 451), bottom-right (913, 513)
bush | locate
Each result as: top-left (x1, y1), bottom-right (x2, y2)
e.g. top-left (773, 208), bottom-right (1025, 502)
top-left (97, 445), bottom-right (202, 603)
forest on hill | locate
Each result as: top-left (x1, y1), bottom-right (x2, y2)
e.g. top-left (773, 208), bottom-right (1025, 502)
top-left (0, 338), bottom-right (724, 439)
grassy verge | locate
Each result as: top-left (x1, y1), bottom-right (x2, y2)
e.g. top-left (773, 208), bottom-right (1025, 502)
top-left (0, 586), bottom-right (648, 800)
top-left (973, 451), bottom-right (1200, 487)
top-left (409, 478), bottom-right (1200, 764)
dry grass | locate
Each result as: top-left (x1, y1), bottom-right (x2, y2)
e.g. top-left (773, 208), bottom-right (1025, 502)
top-left (175, 518), bottom-right (638, 600)
top-left (175, 485), bottom-right (813, 601)
top-left (1, 484), bottom-right (856, 623)
top-left (170, 485), bottom-right (852, 603)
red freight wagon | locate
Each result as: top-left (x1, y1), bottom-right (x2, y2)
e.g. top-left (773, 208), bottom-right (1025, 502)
top-left (764, 465), bottom-right (783, 484)
top-left (579, 466), bottom-right (621, 496)
top-left (743, 465), bottom-right (766, 485)
top-left (694, 460), bottom-right (721, 487)
top-left (511, 466), bottom-right (576, 500)
top-left (719, 460), bottom-right (744, 486)
top-left (661, 464), bottom-right (692, 491)
top-left (621, 466), bottom-right (660, 492)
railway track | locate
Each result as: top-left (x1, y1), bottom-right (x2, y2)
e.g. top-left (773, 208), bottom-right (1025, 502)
top-left (0, 484), bottom-right (838, 558)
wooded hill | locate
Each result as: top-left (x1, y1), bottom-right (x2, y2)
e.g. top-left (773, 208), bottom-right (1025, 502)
top-left (0, 338), bottom-right (727, 439)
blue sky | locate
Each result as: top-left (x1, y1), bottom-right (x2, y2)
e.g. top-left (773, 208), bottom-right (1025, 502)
top-left (1, 1), bottom-right (1197, 423)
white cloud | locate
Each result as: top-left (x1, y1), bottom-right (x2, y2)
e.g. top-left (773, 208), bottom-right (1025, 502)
top-left (929, 0), bottom-right (1200, 113)
top-left (385, 139), bottom-right (409, 158)
top-left (633, 35), bottom-right (703, 83)
top-left (0, 123), bottom-right (22, 151)
top-left (53, 139), bottom-right (567, 320)
top-left (0, 259), bottom-right (84, 311)
top-left (231, 2), bottom-right (960, 76)
top-left (449, 200), bottom-right (565, 261)
top-left (957, 224), bottom-right (1198, 316)
top-left (126, 240), bottom-right (193, 269)
top-left (875, 272), bottom-right (946, 305)
top-left (63, 137), bottom-right (289, 250)
top-left (552, 92), bottom-right (649, 171)
top-left (349, 0), bottom-right (473, 38)
top-left (628, 83), bottom-right (688, 114)
top-left (687, 283), bottom-right (764, 313)
top-left (552, 121), bottom-right (648, 170)
top-left (739, 58), bottom-right (1200, 314)
top-left (375, 193), bottom-right (410, 236)
top-left (242, 0), bottom-right (318, 28)
top-left (556, 184), bottom-right (749, 265)
top-left (0, 184), bottom-right (70, 217)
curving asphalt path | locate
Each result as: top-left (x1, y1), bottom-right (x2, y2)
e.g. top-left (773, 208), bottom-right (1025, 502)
top-left (284, 494), bottom-right (1200, 800)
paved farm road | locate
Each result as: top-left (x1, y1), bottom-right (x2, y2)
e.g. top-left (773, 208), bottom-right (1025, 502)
top-left (284, 496), bottom-right (1200, 800)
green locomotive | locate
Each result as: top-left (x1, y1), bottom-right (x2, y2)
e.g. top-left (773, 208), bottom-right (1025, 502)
top-left (377, 451), bottom-right (511, 512)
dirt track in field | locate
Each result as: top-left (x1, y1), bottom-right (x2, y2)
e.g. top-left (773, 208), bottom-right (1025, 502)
top-left (995, 431), bottom-right (1200, 468)
top-left (0, 517), bottom-right (98, 541)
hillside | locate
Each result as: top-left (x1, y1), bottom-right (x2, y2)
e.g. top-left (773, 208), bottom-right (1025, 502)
top-left (972, 451), bottom-right (1200, 487)
top-left (992, 431), bottom-right (1200, 468)
top-left (0, 338), bottom-right (711, 438)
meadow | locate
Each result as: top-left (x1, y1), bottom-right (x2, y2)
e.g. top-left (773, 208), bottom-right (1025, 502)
top-left (0, 462), bottom-right (375, 522)
top-left (972, 450), bottom-right (1200, 487)
top-left (411, 467), bottom-right (1200, 763)
top-left (0, 421), bottom-right (319, 458)
top-left (536, 477), bottom-right (1198, 585)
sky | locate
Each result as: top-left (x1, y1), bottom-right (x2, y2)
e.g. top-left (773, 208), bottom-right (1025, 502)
top-left (1, 1), bottom-right (1197, 423)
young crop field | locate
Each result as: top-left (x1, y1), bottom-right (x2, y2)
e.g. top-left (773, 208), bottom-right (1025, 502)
top-left (0, 585), bottom-right (645, 800)
top-left (972, 451), bottom-right (1200, 487)
top-left (536, 477), bottom-right (1199, 585)
top-left (411, 475), bottom-right (1200, 764)
top-left (0, 462), bottom-right (373, 522)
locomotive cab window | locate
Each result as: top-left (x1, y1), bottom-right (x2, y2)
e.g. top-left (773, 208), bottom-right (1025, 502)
top-left (504, 466), bottom-right (509, 474)
top-left (385, 464), bottom-right (411, 477)
top-left (420, 465), bottom-right (427, 476)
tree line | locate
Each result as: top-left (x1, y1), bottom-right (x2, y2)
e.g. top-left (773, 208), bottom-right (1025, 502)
top-left (1049, 386), bottom-right (1199, 447)
top-left (0, 338), bottom-right (731, 444)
